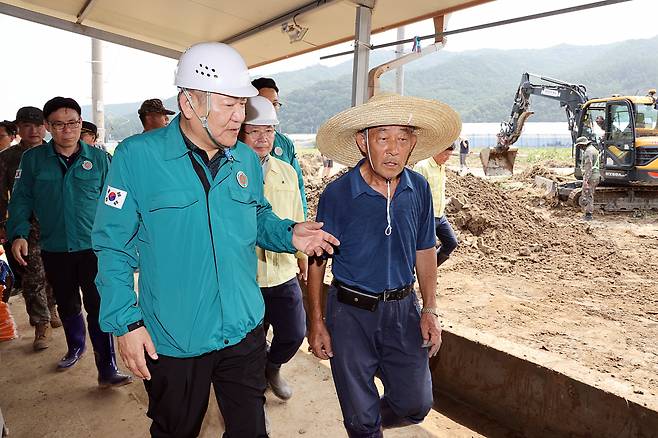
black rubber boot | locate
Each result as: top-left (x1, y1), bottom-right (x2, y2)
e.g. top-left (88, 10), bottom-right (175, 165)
top-left (437, 252), bottom-right (450, 267)
top-left (87, 317), bottom-right (133, 388)
top-left (57, 313), bottom-right (86, 370)
top-left (266, 361), bottom-right (292, 400)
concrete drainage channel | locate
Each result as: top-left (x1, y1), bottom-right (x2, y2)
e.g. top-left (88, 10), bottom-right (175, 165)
top-left (431, 326), bottom-right (658, 438)
top-left (303, 284), bottom-right (658, 437)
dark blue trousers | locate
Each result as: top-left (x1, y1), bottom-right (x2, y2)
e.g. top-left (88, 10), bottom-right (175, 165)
top-left (326, 286), bottom-right (433, 437)
top-left (435, 215), bottom-right (458, 257)
top-left (261, 277), bottom-right (306, 365)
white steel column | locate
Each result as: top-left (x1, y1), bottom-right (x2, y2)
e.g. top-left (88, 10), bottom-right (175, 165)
top-left (394, 26), bottom-right (405, 95)
top-left (91, 38), bottom-right (105, 143)
top-left (351, 5), bottom-right (372, 106)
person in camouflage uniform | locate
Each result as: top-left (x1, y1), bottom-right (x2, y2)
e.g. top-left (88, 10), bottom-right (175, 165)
top-left (0, 106), bottom-right (59, 351)
top-left (576, 136), bottom-right (601, 221)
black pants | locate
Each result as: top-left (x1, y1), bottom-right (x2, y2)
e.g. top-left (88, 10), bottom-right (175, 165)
top-left (40, 249), bottom-right (100, 321)
top-left (144, 326), bottom-right (268, 438)
top-left (261, 277), bottom-right (306, 365)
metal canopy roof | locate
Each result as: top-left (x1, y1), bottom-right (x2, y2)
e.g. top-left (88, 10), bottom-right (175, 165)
top-left (0, 0), bottom-right (490, 67)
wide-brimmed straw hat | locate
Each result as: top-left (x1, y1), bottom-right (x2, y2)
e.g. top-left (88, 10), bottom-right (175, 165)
top-left (316, 93), bottom-right (461, 167)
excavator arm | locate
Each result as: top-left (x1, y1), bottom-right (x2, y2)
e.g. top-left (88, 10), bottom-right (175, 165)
top-left (481, 72), bottom-right (589, 176)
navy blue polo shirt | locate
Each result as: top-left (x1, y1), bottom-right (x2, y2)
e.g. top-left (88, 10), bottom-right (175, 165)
top-left (316, 159), bottom-right (435, 293)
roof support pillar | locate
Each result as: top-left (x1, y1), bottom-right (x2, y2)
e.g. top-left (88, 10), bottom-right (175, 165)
top-left (351, 4), bottom-right (372, 106)
top-left (91, 38), bottom-right (105, 143)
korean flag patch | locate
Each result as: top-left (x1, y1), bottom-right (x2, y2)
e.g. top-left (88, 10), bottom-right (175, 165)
top-left (104, 186), bottom-right (127, 209)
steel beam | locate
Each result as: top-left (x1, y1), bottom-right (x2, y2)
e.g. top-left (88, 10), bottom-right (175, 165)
top-left (76, 0), bottom-right (99, 24)
top-left (221, 0), bottom-right (336, 45)
top-left (0, 2), bottom-right (181, 59)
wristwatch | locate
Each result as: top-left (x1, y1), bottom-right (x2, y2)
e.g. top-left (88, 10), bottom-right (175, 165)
top-left (421, 307), bottom-right (439, 318)
top-left (127, 319), bottom-right (145, 332)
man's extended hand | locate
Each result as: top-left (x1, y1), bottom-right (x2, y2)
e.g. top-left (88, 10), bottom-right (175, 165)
top-left (420, 313), bottom-right (442, 357)
top-left (292, 222), bottom-right (340, 257)
top-left (117, 326), bottom-right (158, 380)
top-left (308, 320), bottom-right (334, 360)
top-left (11, 238), bottom-right (28, 266)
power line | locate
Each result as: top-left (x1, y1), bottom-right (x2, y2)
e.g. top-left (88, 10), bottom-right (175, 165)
top-left (320, 0), bottom-right (633, 60)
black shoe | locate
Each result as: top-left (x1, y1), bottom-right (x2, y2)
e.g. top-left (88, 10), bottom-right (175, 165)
top-left (584, 213), bottom-right (593, 221)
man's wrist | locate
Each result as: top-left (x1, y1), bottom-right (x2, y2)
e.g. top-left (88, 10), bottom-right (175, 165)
top-left (309, 315), bottom-right (325, 325)
top-left (421, 307), bottom-right (440, 318)
top-left (127, 319), bottom-right (145, 332)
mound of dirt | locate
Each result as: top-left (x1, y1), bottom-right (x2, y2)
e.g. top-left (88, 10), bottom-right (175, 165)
top-left (444, 171), bottom-right (611, 273)
top-left (299, 153), bottom-right (323, 181)
top-left (513, 164), bottom-right (570, 183)
top-left (301, 154), bottom-right (617, 276)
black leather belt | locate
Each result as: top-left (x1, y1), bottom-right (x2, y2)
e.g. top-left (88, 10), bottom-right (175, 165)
top-left (332, 280), bottom-right (414, 312)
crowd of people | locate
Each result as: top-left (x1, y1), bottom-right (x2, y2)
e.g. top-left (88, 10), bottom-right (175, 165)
top-left (1, 41), bottom-right (470, 438)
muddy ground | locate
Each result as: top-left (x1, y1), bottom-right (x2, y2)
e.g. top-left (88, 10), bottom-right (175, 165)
top-left (1, 154), bottom-right (656, 437)
top-left (301, 155), bottom-right (658, 405)
top-left (1, 297), bottom-right (503, 437)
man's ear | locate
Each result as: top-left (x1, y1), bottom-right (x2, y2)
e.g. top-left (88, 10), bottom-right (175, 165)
top-left (178, 92), bottom-right (196, 121)
top-left (355, 131), bottom-right (367, 155)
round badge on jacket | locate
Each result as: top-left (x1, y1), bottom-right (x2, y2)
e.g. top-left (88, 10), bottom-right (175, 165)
top-left (274, 146), bottom-right (283, 156)
top-left (236, 171), bottom-right (248, 188)
top-left (82, 160), bottom-right (93, 170)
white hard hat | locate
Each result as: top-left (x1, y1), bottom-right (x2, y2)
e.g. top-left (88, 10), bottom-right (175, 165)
top-left (174, 42), bottom-right (258, 97)
top-left (244, 96), bottom-right (279, 125)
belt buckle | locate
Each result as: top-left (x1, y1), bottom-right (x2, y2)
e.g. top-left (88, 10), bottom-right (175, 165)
top-left (382, 289), bottom-right (392, 302)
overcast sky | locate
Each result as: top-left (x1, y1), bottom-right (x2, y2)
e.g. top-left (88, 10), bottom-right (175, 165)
top-left (0, 0), bottom-right (655, 119)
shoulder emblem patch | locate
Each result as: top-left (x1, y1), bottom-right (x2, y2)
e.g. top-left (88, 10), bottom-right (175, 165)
top-left (274, 146), bottom-right (283, 156)
top-left (14, 169), bottom-right (21, 179)
top-left (82, 160), bottom-right (93, 170)
top-left (236, 171), bottom-right (248, 188)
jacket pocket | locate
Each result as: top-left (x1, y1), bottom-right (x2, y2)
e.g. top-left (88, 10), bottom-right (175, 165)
top-left (148, 190), bottom-right (199, 212)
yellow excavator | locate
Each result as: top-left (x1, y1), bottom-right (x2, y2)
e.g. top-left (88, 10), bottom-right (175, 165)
top-left (482, 72), bottom-right (658, 210)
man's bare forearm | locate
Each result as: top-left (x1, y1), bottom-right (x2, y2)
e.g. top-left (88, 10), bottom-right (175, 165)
top-left (416, 248), bottom-right (437, 308)
top-left (307, 256), bottom-right (328, 323)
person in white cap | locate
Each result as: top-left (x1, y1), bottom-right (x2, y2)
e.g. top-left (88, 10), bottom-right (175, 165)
top-left (239, 96), bottom-right (306, 401)
top-left (92, 42), bottom-right (339, 438)
top-left (307, 93), bottom-right (461, 437)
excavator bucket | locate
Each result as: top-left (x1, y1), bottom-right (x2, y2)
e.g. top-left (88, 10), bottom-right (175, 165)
top-left (480, 147), bottom-right (518, 176)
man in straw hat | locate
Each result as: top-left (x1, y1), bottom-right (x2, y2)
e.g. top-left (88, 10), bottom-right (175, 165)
top-left (307, 93), bottom-right (461, 437)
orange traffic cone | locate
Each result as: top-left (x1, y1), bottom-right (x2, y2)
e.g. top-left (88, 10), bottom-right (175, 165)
top-left (0, 287), bottom-right (18, 342)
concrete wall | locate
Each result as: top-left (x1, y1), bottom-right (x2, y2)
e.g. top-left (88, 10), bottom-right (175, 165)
top-left (432, 329), bottom-right (658, 438)
top-left (301, 283), bottom-right (658, 437)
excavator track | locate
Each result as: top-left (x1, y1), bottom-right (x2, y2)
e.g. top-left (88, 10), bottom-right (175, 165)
top-left (593, 185), bottom-right (658, 211)
top-left (557, 183), bottom-right (658, 211)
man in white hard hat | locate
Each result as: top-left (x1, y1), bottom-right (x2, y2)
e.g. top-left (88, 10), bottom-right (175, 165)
top-left (239, 96), bottom-right (306, 402)
top-left (308, 93), bottom-right (461, 437)
top-left (92, 42), bottom-right (339, 437)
